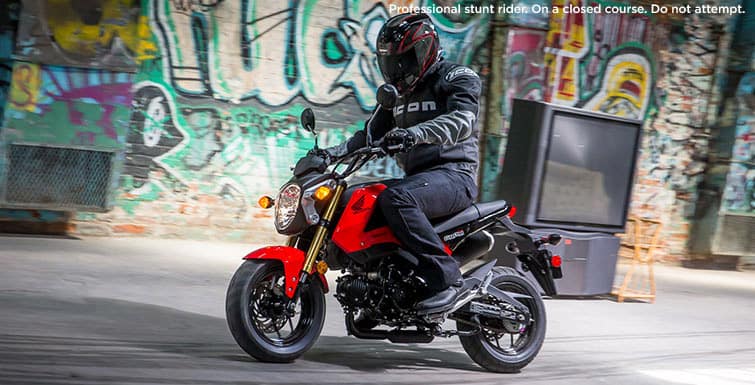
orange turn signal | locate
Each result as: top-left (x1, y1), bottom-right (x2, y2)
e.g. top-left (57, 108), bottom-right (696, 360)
top-left (313, 186), bottom-right (332, 201)
top-left (316, 260), bottom-right (329, 275)
top-left (258, 195), bottom-right (274, 209)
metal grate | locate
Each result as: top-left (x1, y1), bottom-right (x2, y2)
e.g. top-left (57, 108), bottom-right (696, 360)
top-left (3, 144), bottom-right (113, 210)
top-left (713, 213), bottom-right (755, 257)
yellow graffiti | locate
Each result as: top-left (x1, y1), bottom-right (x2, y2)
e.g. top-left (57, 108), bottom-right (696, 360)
top-left (44, 0), bottom-right (141, 61)
top-left (544, 0), bottom-right (589, 105)
top-left (605, 62), bottom-right (647, 107)
top-left (9, 62), bottom-right (41, 112)
top-left (584, 55), bottom-right (652, 119)
top-left (136, 15), bottom-right (159, 61)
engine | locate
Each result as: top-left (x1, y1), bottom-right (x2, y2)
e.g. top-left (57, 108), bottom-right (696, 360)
top-left (335, 261), bottom-right (423, 326)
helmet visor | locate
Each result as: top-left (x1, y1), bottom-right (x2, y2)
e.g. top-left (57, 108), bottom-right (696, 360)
top-left (377, 48), bottom-right (420, 88)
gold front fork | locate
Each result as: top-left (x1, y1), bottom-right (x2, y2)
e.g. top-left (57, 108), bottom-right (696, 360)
top-left (302, 183), bottom-right (345, 274)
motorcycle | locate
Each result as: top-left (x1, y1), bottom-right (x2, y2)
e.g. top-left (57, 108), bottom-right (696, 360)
top-left (225, 84), bottom-right (563, 373)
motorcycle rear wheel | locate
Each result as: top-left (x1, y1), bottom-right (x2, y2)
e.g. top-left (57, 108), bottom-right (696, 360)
top-left (226, 260), bottom-right (325, 363)
top-left (457, 267), bottom-right (546, 373)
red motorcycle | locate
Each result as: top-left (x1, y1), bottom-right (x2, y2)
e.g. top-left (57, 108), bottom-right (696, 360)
top-left (225, 85), bottom-right (563, 372)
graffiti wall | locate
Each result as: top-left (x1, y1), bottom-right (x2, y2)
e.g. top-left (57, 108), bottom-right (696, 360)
top-left (483, 0), bottom-right (736, 256)
top-left (70, 0), bottom-right (490, 240)
top-left (0, 0), bottom-right (745, 255)
top-left (543, 0), bottom-right (657, 120)
top-left (2, 63), bottom-right (132, 148)
top-left (484, 0), bottom-right (661, 201)
top-left (502, 28), bottom-right (547, 127)
top-left (490, 0), bottom-right (659, 173)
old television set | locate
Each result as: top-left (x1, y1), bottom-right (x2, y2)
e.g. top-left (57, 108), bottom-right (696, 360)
top-left (496, 99), bottom-right (643, 233)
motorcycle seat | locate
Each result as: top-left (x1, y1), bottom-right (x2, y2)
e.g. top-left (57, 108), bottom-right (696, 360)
top-left (433, 200), bottom-right (510, 234)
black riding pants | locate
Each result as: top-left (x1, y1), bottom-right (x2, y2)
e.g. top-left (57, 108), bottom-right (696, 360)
top-left (377, 167), bottom-right (477, 291)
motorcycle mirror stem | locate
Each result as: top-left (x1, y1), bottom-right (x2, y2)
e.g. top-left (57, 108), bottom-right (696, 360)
top-left (365, 84), bottom-right (399, 146)
top-left (364, 106), bottom-right (381, 146)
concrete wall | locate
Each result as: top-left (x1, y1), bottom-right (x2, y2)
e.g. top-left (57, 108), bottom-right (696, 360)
top-left (689, 1), bottom-right (754, 265)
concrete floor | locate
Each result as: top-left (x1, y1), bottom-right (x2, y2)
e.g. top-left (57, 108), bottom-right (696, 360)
top-left (1, 235), bottom-right (754, 385)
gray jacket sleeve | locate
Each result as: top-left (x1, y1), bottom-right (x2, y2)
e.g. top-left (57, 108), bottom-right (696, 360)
top-left (407, 66), bottom-right (481, 145)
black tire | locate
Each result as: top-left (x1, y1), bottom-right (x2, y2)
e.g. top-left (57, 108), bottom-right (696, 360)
top-left (457, 267), bottom-right (546, 373)
top-left (225, 260), bottom-right (325, 362)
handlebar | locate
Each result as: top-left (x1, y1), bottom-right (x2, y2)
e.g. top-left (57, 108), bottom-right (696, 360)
top-left (343, 141), bottom-right (404, 158)
top-left (330, 142), bottom-right (404, 180)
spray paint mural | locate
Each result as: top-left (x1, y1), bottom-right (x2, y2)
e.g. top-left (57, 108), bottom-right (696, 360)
top-left (496, 0), bottom-right (658, 151)
top-left (485, 0), bottom-right (658, 202)
top-left (2, 62), bottom-right (133, 148)
top-left (109, 0), bottom-right (489, 237)
top-left (15, 0), bottom-right (152, 72)
top-left (543, 0), bottom-right (656, 120)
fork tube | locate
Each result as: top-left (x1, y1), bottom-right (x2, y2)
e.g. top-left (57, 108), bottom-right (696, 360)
top-left (302, 183), bottom-right (345, 274)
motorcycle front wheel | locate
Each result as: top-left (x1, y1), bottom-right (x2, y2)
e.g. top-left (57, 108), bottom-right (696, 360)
top-left (457, 267), bottom-right (546, 373)
top-left (225, 260), bottom-right (325, 362)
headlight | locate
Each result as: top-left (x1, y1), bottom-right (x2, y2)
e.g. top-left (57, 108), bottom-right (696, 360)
top-left (275, 183), bottom-right (301, 231)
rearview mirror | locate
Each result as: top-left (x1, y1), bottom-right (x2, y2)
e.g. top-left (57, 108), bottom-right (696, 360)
top-left (301, 108), bottom-right (316, 133)
top-left (376, 84), bottom-right (398, 110)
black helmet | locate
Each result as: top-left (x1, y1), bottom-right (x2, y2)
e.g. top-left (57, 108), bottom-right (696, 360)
top-left (376, 13), bottom-right (440, 94)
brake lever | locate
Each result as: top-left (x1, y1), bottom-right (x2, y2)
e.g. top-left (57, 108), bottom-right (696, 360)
top-left (372, 138), bottom-right (403, 154)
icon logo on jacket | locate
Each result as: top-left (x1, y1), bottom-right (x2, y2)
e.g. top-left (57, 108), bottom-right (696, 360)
top-left (393, 101), bottom-right (437, 116)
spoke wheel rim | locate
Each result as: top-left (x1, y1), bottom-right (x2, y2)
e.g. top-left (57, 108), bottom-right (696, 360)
top-left (246, 271), bottom-right (315, 347)
top-left (480, 281), bottom-right (537, 357)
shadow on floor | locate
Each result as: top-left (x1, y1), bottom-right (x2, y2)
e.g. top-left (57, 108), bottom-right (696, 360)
top-left (0, 293), bottom-right (481, 373)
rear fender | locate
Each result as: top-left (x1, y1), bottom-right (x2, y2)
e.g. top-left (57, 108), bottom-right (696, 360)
top-left (243, 246), bottom-right (329, 298)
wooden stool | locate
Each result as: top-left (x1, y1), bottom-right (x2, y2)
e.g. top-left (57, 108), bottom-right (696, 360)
top-left (612, 217), bottom-right (663, 303)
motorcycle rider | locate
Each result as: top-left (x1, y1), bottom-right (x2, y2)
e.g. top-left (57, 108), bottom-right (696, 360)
top-left (320, 13), bottom-right (481, 313)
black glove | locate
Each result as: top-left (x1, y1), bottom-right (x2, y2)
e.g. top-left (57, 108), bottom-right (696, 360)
top-left (382, 128), bottom-right (417, 155)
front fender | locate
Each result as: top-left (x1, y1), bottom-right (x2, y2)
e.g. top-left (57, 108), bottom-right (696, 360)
top-left (243, 246), bottom-right (328, 298)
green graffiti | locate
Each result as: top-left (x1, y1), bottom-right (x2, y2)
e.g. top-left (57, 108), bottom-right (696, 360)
top-left (117, 0), bottom-right (489, 221)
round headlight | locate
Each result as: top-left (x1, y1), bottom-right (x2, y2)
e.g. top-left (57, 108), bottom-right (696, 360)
top-left (275, 184), bottom-right (301, 230)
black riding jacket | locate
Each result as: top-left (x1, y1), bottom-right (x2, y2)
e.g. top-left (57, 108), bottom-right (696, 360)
top-left (331, 59), bottom-right (482, 180)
